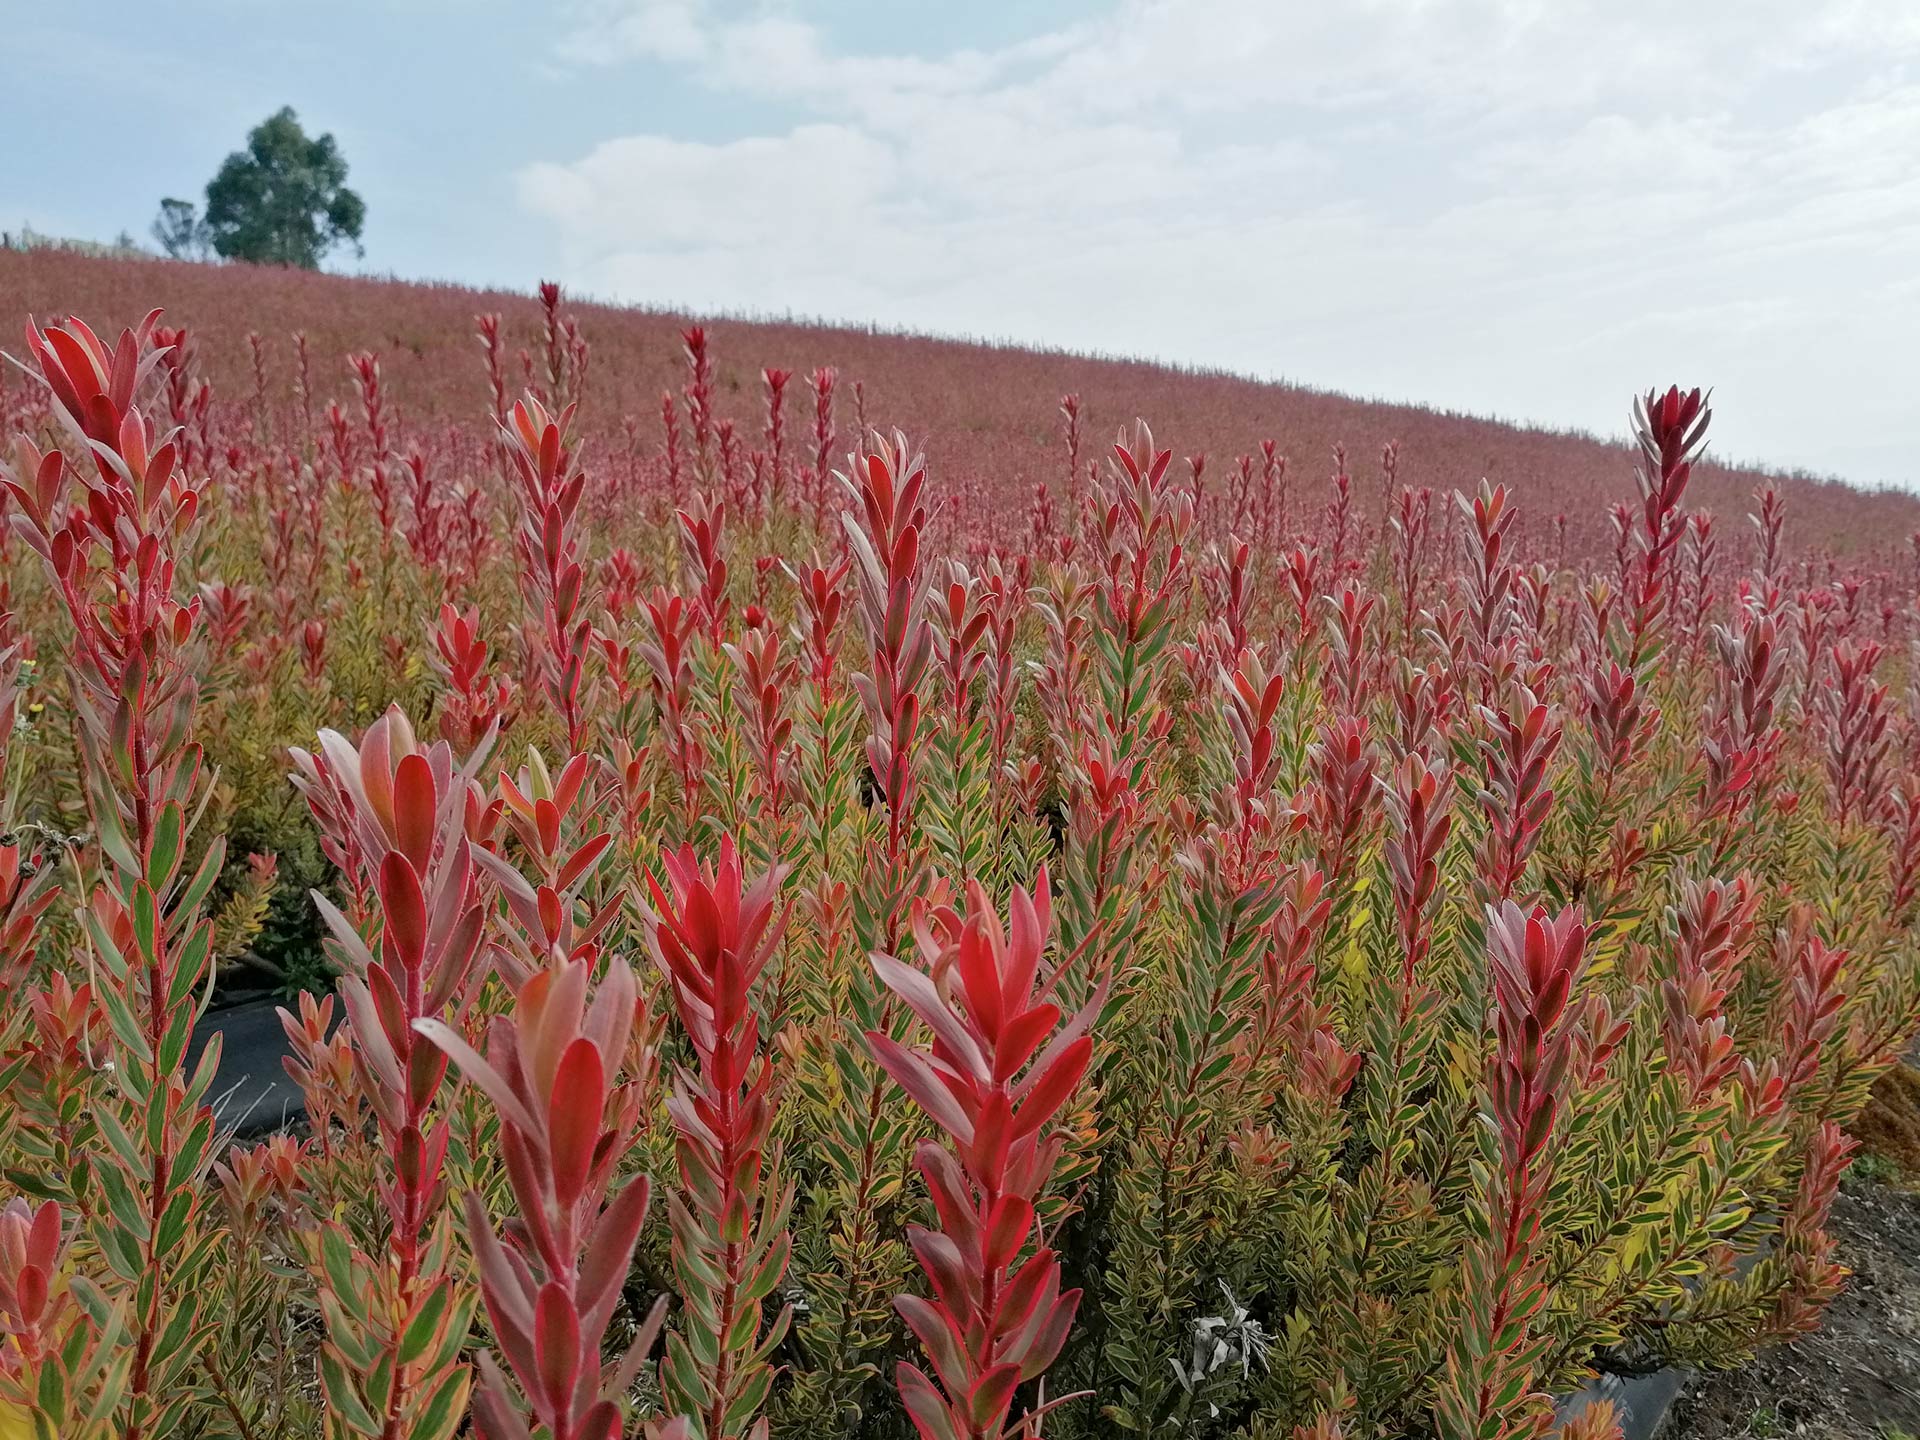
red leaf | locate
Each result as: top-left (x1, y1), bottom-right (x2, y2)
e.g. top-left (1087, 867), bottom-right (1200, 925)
top-left (414, 1017), bottom-right (541, 1139)
top-left (580, 1176), bottom-right (651, 1339)
top-left (896, 1362), bottom-right (962, 1440)
top-left (377, 853), bottom-right (429, 974)
top-left (870, 954), bottom-right (989, 1081)
top-left (549, 1037), bottom-right (605, 1211)
top-left (533, 1281), bottom-right (582, 1410)
top-left (956, 920), bottom-right (1006, 1042)
top-left (971, 1088), bottom-right (1013, 1185)
top-left (968, 1362), bottom-right (1020, 1432)
top-left (993, 1005), bottom-right (1058, 1085)
top-left (393, 751), bottom-right (438, 873)
top-left (984, 1194), bottom-right (1033, 1275)
top-left (896, 1294), bottom-right (972, 1403)
top-left (867, 1031), bottom-right (977, 1146)
top-left (1011, 1034), bottom-right (1091, 1139)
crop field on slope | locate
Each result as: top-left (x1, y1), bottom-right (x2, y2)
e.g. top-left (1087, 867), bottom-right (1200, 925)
top-left (6, 245), bottom-right (1917, 560)
top-left (1, 273), bottom-right (1919, 1440)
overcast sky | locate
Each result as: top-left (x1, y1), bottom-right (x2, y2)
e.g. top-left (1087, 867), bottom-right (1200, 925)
top-left (7, 0), bottom-right (1918, 486)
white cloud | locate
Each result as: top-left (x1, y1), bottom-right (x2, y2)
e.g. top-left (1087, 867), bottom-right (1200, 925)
top-left (555, 0), bottom-right (712, 64)
top-left (523, 0), bottom-right (1920, 484)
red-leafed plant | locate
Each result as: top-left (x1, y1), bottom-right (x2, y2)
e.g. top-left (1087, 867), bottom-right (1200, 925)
top-left (1434, 903), bottom-right (1590, 1440)
top-left (0, 1195), bottom-right (128, 1429)
top-left (644, 837), bottom-right (794, 1440)
top-left (417, 955), bottom-right (683, 1440)
top-left (501, 395), bottom-right (595, 754)
top-left (1, 311), bottom-right (228, 1439)
top-left (290, 707), bottom-right (492, 1439)
top-left (865, 871), bottom-right (1094, 1440)
top-left (7, 267), bottom-right (1920, 1440)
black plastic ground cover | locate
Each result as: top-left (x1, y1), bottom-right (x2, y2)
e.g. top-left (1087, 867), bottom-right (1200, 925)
top-left (1559, 1369), bottom-right (1687, 1440)
top-left (187, 996), bottom-right (307, 1139)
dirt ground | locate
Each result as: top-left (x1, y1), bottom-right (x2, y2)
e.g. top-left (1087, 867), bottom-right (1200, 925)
top-left (1665, 1173), bottom-right (1920, 1438)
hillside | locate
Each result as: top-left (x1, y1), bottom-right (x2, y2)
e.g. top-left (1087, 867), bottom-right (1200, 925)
top-left (3, 245), bottom-right (1914, 559)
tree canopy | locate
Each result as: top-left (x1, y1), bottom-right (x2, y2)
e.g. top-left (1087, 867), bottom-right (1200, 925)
top-left (152, 107), bottom-right (365, 269)
top-left (150, 197), bottom-right (210, 260)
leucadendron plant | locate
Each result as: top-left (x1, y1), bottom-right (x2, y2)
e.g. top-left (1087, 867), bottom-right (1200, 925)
top-left (5, 296), bottom-right (1920, 1440)
top-left (290, 707), bottom-right (493, 1438)
top-left (418, 953), bottom-right (683, 1440)
top-left (643, 837), bottom-right (794, 1440)
top-left (863, 870), bottom-right (1094, 1440)
top-left (3, 311), bottom-right (227, 1439)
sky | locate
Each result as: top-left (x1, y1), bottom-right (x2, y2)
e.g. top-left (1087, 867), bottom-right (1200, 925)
top-left (5, 0), bottom-right (1919, 487)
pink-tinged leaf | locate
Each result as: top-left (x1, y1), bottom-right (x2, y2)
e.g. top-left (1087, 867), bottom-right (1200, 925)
top-left (972, 1087), bottom-right (1013, 1182)
top-left (1016, 981), bottom-right (1106, 1099)
top-left (339, 977), bottom-right (405, 1096)
top-left (984, 1194), bottom-right (1034, 1275)
top-left (914, 1142), bottom-right (977, 1241)
top-left (424, 902), bottom-right (488, 1015)
top-left (896, 1362), bottom-right (963, 1440)
top-left (553, 751), bottom-right (591, 813)
top-left (1006, 875), bottom-right (1049, 1007)
top-left (576, 1401), bottom-right (622, 1440)
top-left (955, 920), bottom-right (1007, 1041)
top-left (16, 1264), bottom-right (46, 1324)
top-left (394, 751), bottom-right (439, 873)
top-left (367, 962), bottom-right (412, 1057)
top-left (867, 1031), bottom-right (976, 1146)
top-left (1022, 1287), bottom-right (1082, 1379)
top-left (993, 1005), bottom-right (1058, 1084)
top-left (549, 1037), bottom-right (605, 1211)
top-left (968, 1362), bottom-right (1021, 1432)
top-left (474, 844), bottom-right (544, 938)
top-left (414, 1017), bottom-right (541, 1139)
top-left (993, 1248), bottom-right (1056, 1359)
top-left (609, 1293), bottom-right (672, 1401)
top-left (896, 1293), bottom-right (972, 1403)
top-left (27, 1202), bottom-right (61, 1270)
top-left (378, 852), bottom-right (429, 972)
top-left (908, 1225), bottom-right (975, 1321)
top-left (470, 1358), bottom-right (537, 1440)
top-left (871, 954), bottom-right (990, 1080)
top-left (465, 1195), bottom-right (538, 1363)
top-left (582, 959), bottom-right (638, 1076)
top-left (528, 959), bottom-right (590, 1102)
top-left (533, 1282), bottom-right (582, 1410)
top-left (557, 831), bottom-right (613, 892)
top-left (312, 890), bottom-right (378, 975)
top-left (580, 1176), bottom-right (651, 1339)
top-left (1012, 1035), bottom-right (1092, 1139)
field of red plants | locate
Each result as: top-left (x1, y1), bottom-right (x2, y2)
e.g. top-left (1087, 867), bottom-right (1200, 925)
top-left (3, 253), bottom-right (1920, 1440)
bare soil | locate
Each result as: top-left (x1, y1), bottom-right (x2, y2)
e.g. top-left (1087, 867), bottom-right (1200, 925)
top-left (1666, 1177), bottom-right (1920, 1438)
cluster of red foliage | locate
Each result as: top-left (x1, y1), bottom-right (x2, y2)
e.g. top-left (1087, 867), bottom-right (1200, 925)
top-left (4, 271), bottom-right (1920, 1440)
top-left (4, 247), bottom-right (1914, 563)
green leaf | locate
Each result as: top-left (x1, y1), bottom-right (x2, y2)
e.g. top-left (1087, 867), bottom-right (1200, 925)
top-left (148, 802), bottom-right (184, 892)
top-left (722, 1365), bottom-right (775, 1434)
top-left (167, 922), bottom-right (214, 1014)
top-left (319, 1348), bottom-right (382, 1435)
top-left (158, 1005), bottom-right (193, 1077)
top-left (413, 1367), bottom-right (471, 1440)
top-left (177, 836), bottom-right (227, 920)
top-left (91, 788), bottom-right (143, 880)
top-left (155, 1186), bottom-right (194, 1255)
top-left (397, 1282), bottom-right (450, 1367)
top-left (96, 1162), bottom-right (149, 1244)
top-left (320, 1227), bottom-right (368, 1324)
top-left (133, 883), bottom-right (159, 964)
top-left (149, 1291), bottom-right (201, 1373)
